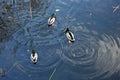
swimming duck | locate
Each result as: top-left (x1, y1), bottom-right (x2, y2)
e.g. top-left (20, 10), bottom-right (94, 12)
top-left (65, 28), bottom-right (75, 43)
top-left (48, 13), bottom-right (56, 26)
top-left (30, 50), bottom-right (38, 64)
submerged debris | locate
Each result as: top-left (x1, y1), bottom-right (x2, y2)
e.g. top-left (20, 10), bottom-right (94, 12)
top-left (8, 16), bottom-right (13, 19)
top-left (89, 12), bottom-right (92, 16)
top-left (49, 68), bottom-right (57, 80)
top-left (0, 68), bottom-right (6, 77)
top-left (113, 5), bottom-right (120, 13)
top-left (3, 4), bottom-right (12, 11)
top-left (55, 8), bottom-right (60, 12)
top-left (0, 17), bottom-right (8, 42)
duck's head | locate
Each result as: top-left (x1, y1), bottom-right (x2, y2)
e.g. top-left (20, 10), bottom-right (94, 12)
top-left (65, 28), bottom-right (70, 33)
top-left (66, 28), bottom-right (69, 31)
top-left (32, 49), bottom-right (35, 54)
top-left (51, 13), bottom-right (55, 17)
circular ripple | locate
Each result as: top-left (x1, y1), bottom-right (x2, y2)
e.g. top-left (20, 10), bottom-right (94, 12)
top-left (60, 29), bottom-right (120, 79)
top-left (14, 45), bottom-right (61, 77)
top-left (23, 18), bottom-right (62, 46)
top-left (10, 17), bottom-right (62, 77)
top-left (61, 31), bottom-right (99, 67)
top-left (93, 34), bottom-right (120, 79)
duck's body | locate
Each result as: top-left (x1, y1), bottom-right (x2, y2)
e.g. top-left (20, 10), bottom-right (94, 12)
top-left (48, 13), bottom-right (56, 26)
top-left (30, 50), bottom-right (38, 64)
top-left (65, 28), bottom-right (75, 43)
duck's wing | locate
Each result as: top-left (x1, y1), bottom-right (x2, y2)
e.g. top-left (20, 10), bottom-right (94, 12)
top-left (30, 54), bottom-right (34, 62)
top-left (66, 32), bottom-right (72, 40)
top-left (48, 17), bottom-right (51, 23)
top-left (30, 54), bottom-right (33, 59)
top-left (48, 17), bottom-right (55, 24)
top-left (51, 18), bottom-right (55, 24)
top-left (35, 53), bottom-right (38, 59)
top-left (70, 32), bottom-right (75, 40)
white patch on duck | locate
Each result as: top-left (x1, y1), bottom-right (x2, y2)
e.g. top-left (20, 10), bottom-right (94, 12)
top-left (30, 50), bottom-right (38, 64)
top-left (48, 13), bottom-right (56, 26)
top-left (65, 28), bottom-right (75, 43)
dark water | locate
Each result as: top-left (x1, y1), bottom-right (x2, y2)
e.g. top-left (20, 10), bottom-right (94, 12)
top-left (0, 0), bottom-right (120, 80)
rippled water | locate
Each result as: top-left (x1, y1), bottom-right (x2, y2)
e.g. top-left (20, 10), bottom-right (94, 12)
top-left (0, 0), bottom-right (120, 80)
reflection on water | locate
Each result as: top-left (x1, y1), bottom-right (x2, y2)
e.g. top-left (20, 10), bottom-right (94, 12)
top-left (0, 0), bottom-right (120, 80)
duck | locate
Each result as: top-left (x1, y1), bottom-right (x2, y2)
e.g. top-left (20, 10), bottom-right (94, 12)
top-left (65, 28), bottom-right (75, 43)
top-left (48, 13), bottom-right (56, 26)
top-left (30, 50), bottom-right (38, 64)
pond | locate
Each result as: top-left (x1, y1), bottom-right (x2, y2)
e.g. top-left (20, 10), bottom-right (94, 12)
top-left (0, 0), bottom-right (120, 80)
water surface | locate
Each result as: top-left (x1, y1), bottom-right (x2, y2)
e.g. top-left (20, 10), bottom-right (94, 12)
top-left (0, 0), bottom-right (120, 80)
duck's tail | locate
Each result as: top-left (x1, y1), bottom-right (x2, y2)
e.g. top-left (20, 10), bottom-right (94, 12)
top-left (69, 40), bottom-right (75, 43)
top-left (33, 62), bottom-right (37, 64)
top-left (48, 24), bottom-right (52, 27)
